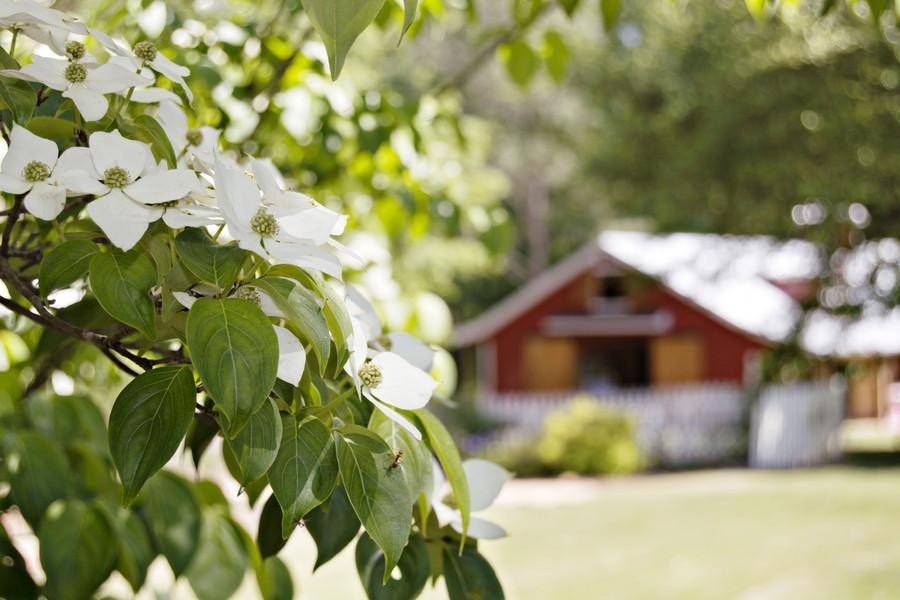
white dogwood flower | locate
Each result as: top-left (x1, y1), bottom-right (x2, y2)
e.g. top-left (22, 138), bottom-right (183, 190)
top-left (62, 131), bottom-right (200, 249)
top-left (214, 157), bottom-right (343, 277)
top-left (0, 55), bottom-right (148, 121)
top-left (90, 30), bottom-right (192, 101)
top-left (0, 125), bottom-right (65, 219)
top-left (0, 0), bottom-right (87, 55)
top-left (157, 100), bottom-right (219, 168)
top-left (432, 459), bottom-right (511, 540)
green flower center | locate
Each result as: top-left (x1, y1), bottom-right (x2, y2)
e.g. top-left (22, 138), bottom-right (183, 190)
top-left (21, 160), bottom-right (50, 183)
top-left (250, 208), bottom-right (278, 238)
top-left (133, 41), bottom-right (157, 63)
top-left (64, 62), bottom-right (87, 83)
top-left (103, 166), bottom-right (130, 189)
top-left (359, 362), bottom-right (383, 389)
top-left (65, 40), bottom-right (85, 61)
top-left (186, 129), bottom-right (203, 146)
top-left (233, 286), bottom-right (261, 306)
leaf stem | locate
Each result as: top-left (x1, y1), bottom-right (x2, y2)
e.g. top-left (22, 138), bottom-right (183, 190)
top-left (9, 29), bottom-right (18, 57)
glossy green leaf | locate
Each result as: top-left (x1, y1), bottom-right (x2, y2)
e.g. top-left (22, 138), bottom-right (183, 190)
top-left (356, 531), bottom-right (429, 600)
top-left (501, 40), bottom-right (539, 88)
top-left (301, 0), bottom-right (388, 79)
top-left (175, 228), bottom-right (249, 290)
top-left (89, 249), bottom-right (157, 339)
top-left (370, 410), bottom-right (432, 500)
top-left (542, 30), bottom-right (570, 83)
top-left (119, 114), bottom-right (178, 168)
top-left (336, 425), bottom-right (412, 582)
top-left (39, 241), bottom-right (100, 297)
top-left (39, 500), bottom-right (117, 600)
top-left (5, 431), bottom-right (72, 525)
top-left (109, 366), bottom-right (196, 504)
top-left (0, 77), bottom-right (35, 124)
top-left (186, 509), bottom-right (250, 600)
top-left (186, 298), bottom-right (279, 437)
top-left (443, 546), bottom-right (505, 600)
top-left (26, 394), bottom-right (107, 454)
top-left (306, 484), bottom-right (360, 570)
top-left (400, 0), bottom-right (419, 41)
top-left (260, 556), bottom-right (294, 600)
top-left (224, 398), bottom-right (282, 486)
top-left (98, 503), bottom-right (155, 592)
top-left (26, 116), bottom-right (77, 141)
top-left (251, 277), bottom-right (331, 374)
top-left (600, 0), bottom-right (622, 30)
top-left (135, 471), bottom-right (202, 575)
top-left (269, 415), bottom-right (338, 538)
top-left (415, 409), bottom-right (469, 541)
top-left (257, 494), bottom-right (290, 559)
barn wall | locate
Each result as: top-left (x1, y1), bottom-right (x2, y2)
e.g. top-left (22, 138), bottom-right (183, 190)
top-left (486, 271), bottom-right (766, 392)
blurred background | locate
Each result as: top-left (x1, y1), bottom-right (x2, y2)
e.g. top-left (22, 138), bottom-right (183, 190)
top-left (3, 0), bottom-right (900, 597)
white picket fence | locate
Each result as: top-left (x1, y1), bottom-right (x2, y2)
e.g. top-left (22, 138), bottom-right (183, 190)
top-left (479, 379), bottom-right (845, 469)
top-left (749, 379), bottom-right (845, 468)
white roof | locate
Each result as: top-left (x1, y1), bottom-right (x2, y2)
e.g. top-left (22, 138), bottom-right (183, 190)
top-left (453, 230), bottom-right (900, 358)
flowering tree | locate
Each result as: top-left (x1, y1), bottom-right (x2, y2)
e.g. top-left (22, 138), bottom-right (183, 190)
top-left (0, 2), bottom-right (510, 598)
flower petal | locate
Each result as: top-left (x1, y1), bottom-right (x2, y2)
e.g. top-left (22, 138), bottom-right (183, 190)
top-left (463, 459), bottom-right (511, 512)
top-left (273, 325), bottom-right (306, 385)
top-left (161, 206), bottom-right (220, 228)
top-left (125, 169), bottom-right (199, 204)
top-left (172, 291), bottom-right (196, 309)
top-left (277, 205), bottom-right (344, 245)
top-left (86, 61), bottom-right (151, 94)
top-left (366, 393), bottom-right (423, 441)
top-left (1, 56), bottom-right (67, 89)
top-left (131, 87), bottom-right (183, 105)
top-left (386, 333), bottom-right (435, 372)
top-left (0, 173), bottom-right (30, 194)
top-left (88, 131), bottom-right (149, 178)
top-left (214, 157), bottom-right (260, 235)
top-left (250, 158), bottom-right (285, 200)
top-left (265, 239), bottom-right (344, 279)
top-left (369, 351), bottom-right (437, 410)
top-left (86, 191), bottom-right (162, 250)
top-left (55, 147), bottom-right (102, 180)
top-left (3, 125), bottom-right (58, 177)
top-left (63, 84), bottom-right (109, 122)
top-left (450, 516), bottom-right (507, 540)
top-left (23, 182), bottom-right (65, 220)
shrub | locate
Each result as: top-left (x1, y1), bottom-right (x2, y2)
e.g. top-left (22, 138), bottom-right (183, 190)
top-left (537, 397), bottom-right (643, 476)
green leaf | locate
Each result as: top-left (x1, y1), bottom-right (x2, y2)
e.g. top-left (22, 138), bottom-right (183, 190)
top-left (109, 366), bottom-right (196, 504)
top-left (501, 40), bottom-right (539, 88)
top-left (306, 485), bottom-right (360, 570)
top-left (89, 249), bottom-right (157, 339)
top-left (26, 116), bottom-right (77, 142)
top-left (443, 546), bottom-right (505, 600)
top-left (322, 281), bottom-right (353, 373)
top-left (414, 409), bottom-right (469, 541)
top-left (175, 229), bottom-right (250, 290)
top-left (557, 0), bottom-right (580, 16)
top-left (224, 398), bottom-right (282, 486)
top-left (260, 556), bottom-right (294, 600)
top-left (186, 509), bottom-right (250, 600)
top-left (4, 431), bottom-right (72, 525)
top-left (257, 494), bottom-right (290, 559)
top-left (336, 425), bottom-right (412, 582)
top-left (0, 525), bottom-right (38, 599)
top-left (370, 410), bottom-right (432, 500)
top-left (356, 531), bottom-right (429, 600)
top-left (819, 0), bottom-right (838, 16)
top-left (119, 114), bottom-right (179, 168)
top-left (251, 277), bottom-right (331, 374)
top-left (135, 471), bottom-right (202, 575)
top-left (39, 500), bottom-right (118, 600)
top-left (600, 0), bottom-right (622, 30)
top-left (185, 412), bottom-right (220, 468)
top-left (186, 298), bottom-right (279, 437)
top-left (400, 0), bottom-right (419, 41)
top-left (97, 503), bottom-right (155, 592)
top-left (0, 77), bottom-right (35, 124)
top-left (40, 240), bottom-right (101, 298)
top-left (269, 415), bottom-right (338, 538)
top-left (301, 0), bottom-right (388, 79)
top-left (26, 394), bottom-right (107, 454)
top-left (542, 30), bottom-right (570, 83)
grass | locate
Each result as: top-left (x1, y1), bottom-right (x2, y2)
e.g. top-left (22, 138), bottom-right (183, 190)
top-left (290, 467), bottom-right (900, 599)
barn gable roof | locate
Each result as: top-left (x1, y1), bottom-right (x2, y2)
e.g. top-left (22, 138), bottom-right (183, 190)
top-left (453, 230), bottom-right (900, 358)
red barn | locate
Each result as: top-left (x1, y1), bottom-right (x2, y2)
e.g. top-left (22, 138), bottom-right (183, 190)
top-left (453, 231), bottom-right (900, 418)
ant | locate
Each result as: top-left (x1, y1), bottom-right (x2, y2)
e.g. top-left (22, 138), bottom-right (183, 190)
top-left (390, 449), bottom-right (404, 469)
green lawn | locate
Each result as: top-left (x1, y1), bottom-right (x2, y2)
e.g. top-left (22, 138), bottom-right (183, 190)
top-left (291, 468), bottom-right (900, 599)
